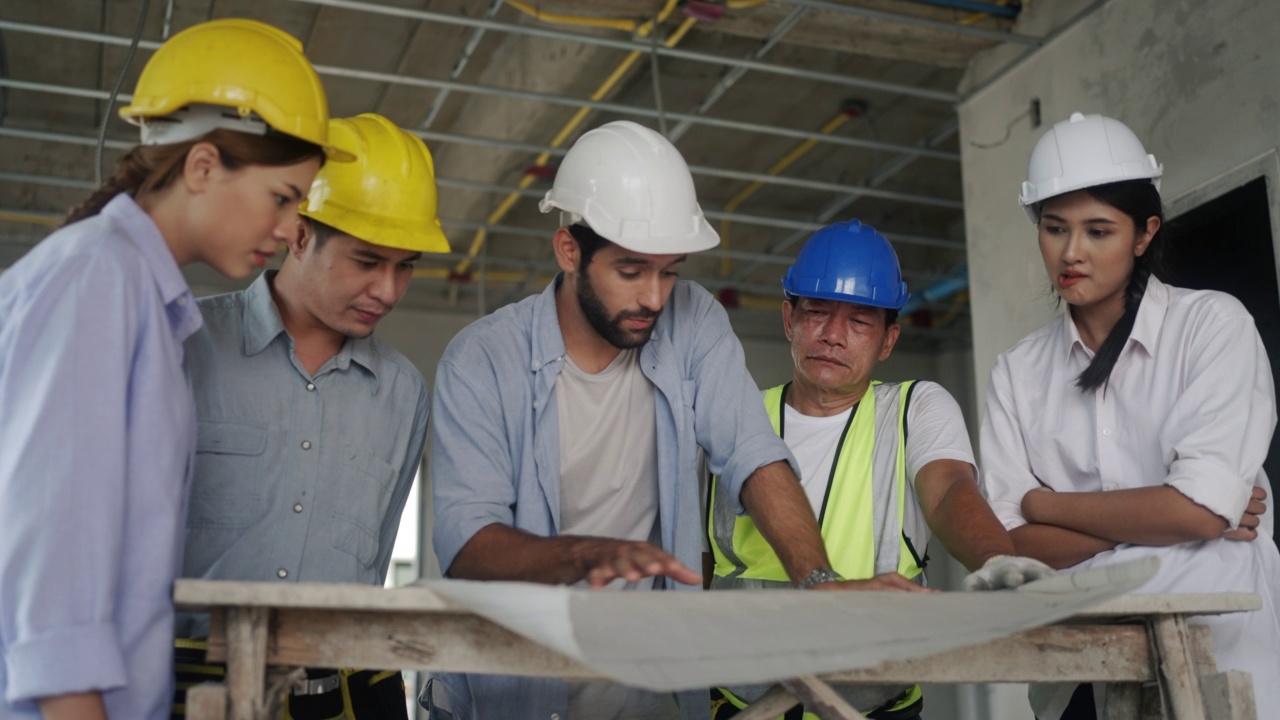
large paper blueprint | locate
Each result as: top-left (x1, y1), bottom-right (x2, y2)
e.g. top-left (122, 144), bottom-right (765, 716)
top-left (419, 557), bottom-right (1158, 691)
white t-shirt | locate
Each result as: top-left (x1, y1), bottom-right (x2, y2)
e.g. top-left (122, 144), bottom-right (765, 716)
top-left (555, 348), bottom-right (679, 720)
top-left (980, 277), bottom-right (1280, 718)
top-left (783, 381), bottom-right (976, 517)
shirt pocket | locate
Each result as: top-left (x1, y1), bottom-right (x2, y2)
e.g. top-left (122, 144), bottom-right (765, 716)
top-left (188, 420), bottom-right (269, 529)
top-left (328, 444), bottom-right (397, 569)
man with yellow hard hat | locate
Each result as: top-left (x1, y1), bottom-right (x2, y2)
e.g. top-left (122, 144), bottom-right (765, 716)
top-left (174, 113), bottom-right (449, 719)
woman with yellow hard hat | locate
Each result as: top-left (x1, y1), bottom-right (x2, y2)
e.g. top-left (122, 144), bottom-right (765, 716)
top-left (0, 18), bottom-right (346, 720)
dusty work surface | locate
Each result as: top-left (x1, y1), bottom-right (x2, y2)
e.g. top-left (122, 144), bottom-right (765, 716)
top-left (174, 558), bottom-right (1207, 691)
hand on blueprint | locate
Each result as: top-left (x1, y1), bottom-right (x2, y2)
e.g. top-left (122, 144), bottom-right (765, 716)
top-left (961, 555), bottom-right (1056, 591)
top-left (812, 572), bottom-right (936, 593)
top-left (1225, 485), bottom-right (1268, 542)
top-left (581, 539), bottom-right (702, 589)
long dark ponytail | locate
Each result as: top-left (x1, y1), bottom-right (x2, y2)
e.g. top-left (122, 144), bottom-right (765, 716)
top-left (1059, 179), bottom-right (1165, 391)
top-left (64, 128), bottom-right (324, 226)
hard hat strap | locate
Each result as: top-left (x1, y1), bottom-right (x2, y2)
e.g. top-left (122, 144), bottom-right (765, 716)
top-left (139, 103), bottom-right (269, 146)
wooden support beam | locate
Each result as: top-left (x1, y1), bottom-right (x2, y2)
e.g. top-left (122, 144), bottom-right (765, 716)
top-left (225, 607), bottom-right (270, 720)
top-left (1151, 615), bottom-right (1207, 720)
top-left (729, 685), bottom-right (804, 720)
top-left (781, 676), bottom-right (868, 720)
top-left (186, 683), bottom-right (228, 720)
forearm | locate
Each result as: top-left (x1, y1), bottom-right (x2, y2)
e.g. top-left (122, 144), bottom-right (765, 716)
top-left (39, 692), bottom-right (108, 720)
top-left (1009, 523), bottom-right (1117, 569)
top-left (446, 523), bottom-right (596, 585)
top-left (927, 479), bottom-right (1016, 571)
top-left (1024, 486), bottom-right (1228, 545)
top-left (739, 460), bottom-right (831, 583)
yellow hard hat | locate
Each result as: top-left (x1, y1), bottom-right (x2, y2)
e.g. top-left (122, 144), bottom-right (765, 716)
top-left (119, 18), bottom-right (351, 160)
top-left (301, 114), bottom-right (451, 254)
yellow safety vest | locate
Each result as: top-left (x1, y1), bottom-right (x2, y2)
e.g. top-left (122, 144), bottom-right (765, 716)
top-left (706, 381), bottom-right (926, 719)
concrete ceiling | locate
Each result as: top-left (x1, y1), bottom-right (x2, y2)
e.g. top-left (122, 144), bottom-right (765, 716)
top-left (0, 0), bottom-right (1042, 347)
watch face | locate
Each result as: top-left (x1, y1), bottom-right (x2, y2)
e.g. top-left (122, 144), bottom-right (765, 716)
top-left (799, 568), bottom-right (844, 589)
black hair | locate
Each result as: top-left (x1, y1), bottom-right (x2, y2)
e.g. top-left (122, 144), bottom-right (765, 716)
top-left (1041, 180), bottom-right (1165, 392)
top-left (304, 216), bottom-right (340, 249)
top-left (785, 294), bottom-right (899, 327)
top-left (567, 223), bottom-right (610, 269)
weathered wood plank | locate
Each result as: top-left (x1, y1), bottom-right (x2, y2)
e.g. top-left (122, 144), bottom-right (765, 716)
top-left (186, 683), bottom-right (228, 720)
top-left (1152, 615), bottom-right (1207, 720)
top-left (823, 625), bottom-right (1152, 683)
top-left (175, 579), bottom-right (454, 612)
top-left (225, 607), bottom-right (269, 720)
top-left (781, 676), bottom-right (868, 720)
top-left (728, 685), bottom-right (803, 720)
top-left (1201, 671), bottom-right (1257, 720)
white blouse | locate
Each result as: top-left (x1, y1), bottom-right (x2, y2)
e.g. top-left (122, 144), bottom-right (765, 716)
top-left (982, 276), bottom-right (1273, 532)
top-left (979, 276), bottom-right (1280, 718)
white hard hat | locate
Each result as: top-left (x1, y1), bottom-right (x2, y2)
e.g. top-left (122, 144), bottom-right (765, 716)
top-left (539, 120), bottom-right (720, 254)
top-left (1018, 112), bottom-right (1162, 223)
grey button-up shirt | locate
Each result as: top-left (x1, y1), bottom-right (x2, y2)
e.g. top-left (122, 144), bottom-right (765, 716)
top-left (430, 276), bottom-right (796, 720)
top-left (180, 272), bottom-right (428, 627)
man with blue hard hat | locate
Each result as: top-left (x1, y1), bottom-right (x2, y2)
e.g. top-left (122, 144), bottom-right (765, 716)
top-left (707, 220), bottom-right (1055, 720)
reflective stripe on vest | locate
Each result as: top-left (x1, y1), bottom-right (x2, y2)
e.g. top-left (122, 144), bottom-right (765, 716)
top-left (707, 381), bottom-right (924, 586)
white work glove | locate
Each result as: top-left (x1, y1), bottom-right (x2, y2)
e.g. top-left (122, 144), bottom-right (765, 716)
top-left (961, 554), bottom-right (1057, 591)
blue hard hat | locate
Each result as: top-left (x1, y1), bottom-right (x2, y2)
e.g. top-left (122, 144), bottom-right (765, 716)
top-left (781, 220), bottom-right (910, 310)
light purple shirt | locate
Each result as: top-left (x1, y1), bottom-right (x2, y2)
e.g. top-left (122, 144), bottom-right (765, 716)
top-left (0, 195), bottom-right (200, 719)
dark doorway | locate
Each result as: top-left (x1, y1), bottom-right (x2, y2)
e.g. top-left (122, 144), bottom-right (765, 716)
top-left (1163, 176), bottom-right (1280, 543)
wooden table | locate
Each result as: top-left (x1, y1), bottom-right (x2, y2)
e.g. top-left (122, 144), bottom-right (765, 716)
top-left (173, 580), bottom-right (1259, 720)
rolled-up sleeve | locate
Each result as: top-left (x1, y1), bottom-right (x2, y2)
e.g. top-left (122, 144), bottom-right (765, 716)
top-left (0, 256), bottom-right (133, 701)
top-left (686, 295), bottom-right (797, 514)
top-left (430, 357), bottom-right (518, 575)
top-left (1160, 313), bottom-right (1275, 528)
top-left (978, 354), bottom-right (1039, 530)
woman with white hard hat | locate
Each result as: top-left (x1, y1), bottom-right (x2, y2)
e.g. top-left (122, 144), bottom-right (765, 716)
top-left (979, 112), bottom-right (1280, 719)
top-left (0, 18), bottom-right (345, 720)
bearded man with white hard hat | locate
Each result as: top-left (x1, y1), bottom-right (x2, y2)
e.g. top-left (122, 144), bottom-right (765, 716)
top-left (425, 121), bottom-right (868, 720)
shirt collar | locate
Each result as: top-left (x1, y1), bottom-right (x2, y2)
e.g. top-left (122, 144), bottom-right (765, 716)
top-left (1128, 274), bottom-right (1168, 356)
top-left (530, 274), bottom-right (568, 372)
top-left (101, 194), bottom-right (201, 341)
top-left (241, 271), bottom-right (381, 391)
top-left (1061, 273), bottom-right (1169, 360)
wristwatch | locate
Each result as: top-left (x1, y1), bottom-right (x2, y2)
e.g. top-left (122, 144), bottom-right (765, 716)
top-left (797, 567), bottom-right (845, 590)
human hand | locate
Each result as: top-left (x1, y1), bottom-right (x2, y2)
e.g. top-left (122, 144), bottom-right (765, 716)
top-left (578, 539), bottom-right (702, 588)
top-left (1224, 485), bottom-right (1268, 542)
top-left (961, 554), bottom-right (1057, 591)
top-left (811, 572), bottom-right (936, 593)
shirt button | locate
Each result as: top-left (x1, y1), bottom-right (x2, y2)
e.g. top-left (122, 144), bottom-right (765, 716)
top-left (176, 296), bottom-right (187, 306)
top-left (277, 568), bottom-right (288, 578)
top-left (301, 441), bottom-right (312, 450)
top-left (1101, 429), bottom-right (1112, 437)
top-left (306, 383), bottom-right (316, 392)
top-left (293, 503), bottom-right (303, 513)
top-left (550, 715), bottom-right (559, 720)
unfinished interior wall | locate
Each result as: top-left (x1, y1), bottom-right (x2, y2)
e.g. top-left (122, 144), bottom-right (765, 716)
top-left (959, 1), bottom-right (1280, 717)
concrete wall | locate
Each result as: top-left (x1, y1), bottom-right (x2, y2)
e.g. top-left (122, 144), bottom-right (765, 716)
top-left (959, 0), bottom-right (1280, 717)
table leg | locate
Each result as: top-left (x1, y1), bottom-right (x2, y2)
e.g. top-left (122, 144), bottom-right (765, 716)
top-left (186, 683), bottom-right (229, 720)
top-left (1102, 683), bottom-right (1141, 720)
top-left (1150, 615), bottom-right (1206, 720)
top-left (226, 607), bottom-right (270, 720)
top-left (1200, 671), bottom-right (1257, 720)
top-left (780, 676), bottom-right (869, 720)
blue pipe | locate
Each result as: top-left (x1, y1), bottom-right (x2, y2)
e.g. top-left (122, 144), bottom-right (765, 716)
top-left (900, 266), bottom-right (968, 316)
top-left (905, 0), bottom-right (1019, 18)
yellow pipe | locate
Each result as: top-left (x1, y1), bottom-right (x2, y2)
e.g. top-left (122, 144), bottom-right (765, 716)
top-left (505, 0), bottom-right (641, 32)
top-left (454, 0), bottom-right (689, 276)
top-left (0, 210), bottom-right (60, 226)
top-left (959, 0), bottom-right (1015, 26)
top-left (718, 111), bottom-right (850, 277)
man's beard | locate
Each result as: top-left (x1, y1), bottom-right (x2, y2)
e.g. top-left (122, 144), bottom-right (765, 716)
top-left (576, 271), bottom-right (661, 349)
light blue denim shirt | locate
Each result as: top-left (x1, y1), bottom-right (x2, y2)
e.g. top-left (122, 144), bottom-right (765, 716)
top-left (430, 277), bottom-right (795, 720)
top-left (178, 272), bottom-right (428, 633)
top-left (0, 195), bottom-right (201, 719)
